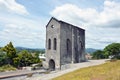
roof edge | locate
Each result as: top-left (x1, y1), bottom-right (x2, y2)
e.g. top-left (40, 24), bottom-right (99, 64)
top-left (46, 17), bottom-right (85, 31)
top-left (59, 20), bottom-right (85, 31)
top-left (46, 17), bottom-right (59, 27)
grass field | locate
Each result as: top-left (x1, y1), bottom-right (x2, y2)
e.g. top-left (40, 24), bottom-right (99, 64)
top-left (53, 60), bottom-right (120, 80)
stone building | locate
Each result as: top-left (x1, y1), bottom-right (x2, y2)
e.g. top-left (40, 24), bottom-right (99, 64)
top-left (45, 17), bottom-right (85, 70)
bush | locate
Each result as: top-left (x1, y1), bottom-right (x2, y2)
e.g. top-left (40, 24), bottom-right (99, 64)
top-left (31, 63), bottom-right (43, 70)
top-left (92, 50), bottom-right (105, 59)
top-left (0, 64), bottom-right (16, 72)
top-left (27, 73), bottom-right (33, 77)
top-left (110, 59), bottom-right (117, 62)
top-left (104, 43), bottom-right (120, 59)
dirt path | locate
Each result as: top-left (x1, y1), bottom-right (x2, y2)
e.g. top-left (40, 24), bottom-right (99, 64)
top-left (26, 59), bottom-right (108, 80)
top-left (0, 69), bottom-right (46, 80)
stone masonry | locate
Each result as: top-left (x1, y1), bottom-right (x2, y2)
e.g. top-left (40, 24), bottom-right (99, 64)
top-left (45, 17), bottom-right (85, 70)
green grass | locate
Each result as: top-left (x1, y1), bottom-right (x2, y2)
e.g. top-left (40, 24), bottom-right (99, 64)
top-left (53, 60), bottom-right (120, 80)
top-left (0, 64), bottom-right (16, 72)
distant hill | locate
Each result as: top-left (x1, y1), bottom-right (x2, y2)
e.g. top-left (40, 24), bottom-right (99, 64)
top-left (15, 47), bottom-right (45, 53)
top-left (16, 47), bottom-right (43, 51)
top-left (86, 48), bottom-right (100, 54)
top-left (1, 46), bottom-right (100, 54)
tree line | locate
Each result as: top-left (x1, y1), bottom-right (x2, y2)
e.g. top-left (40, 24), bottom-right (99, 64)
top-left (92, 43), bottom-right (120, 59)
top-left (0, 42), bottom-right (41, 68)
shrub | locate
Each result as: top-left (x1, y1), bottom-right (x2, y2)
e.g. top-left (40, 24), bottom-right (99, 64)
top-left (0, 64), bottom-right (16, 72)
top-left (27, 73), bottom-right (33, 77)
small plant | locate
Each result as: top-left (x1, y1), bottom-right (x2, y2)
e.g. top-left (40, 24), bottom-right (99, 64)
top-left (44, 71), bottom-right (50, 74)
top-left (31, 66), bottom-right (36, 70)
top-left (27, 73), bottom-right (33, 77)
top-left (110, 59), bottom-right (117, 62)
top-left (0, 68), bottom-right (5, 72)
top-left (31, 63), bottom-right (43, 70)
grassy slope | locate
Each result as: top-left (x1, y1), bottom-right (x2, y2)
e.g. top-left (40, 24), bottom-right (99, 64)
top-left (0, 65), bottom-right (16, 72)
top-left (53, 60), bottom-right (120, 80)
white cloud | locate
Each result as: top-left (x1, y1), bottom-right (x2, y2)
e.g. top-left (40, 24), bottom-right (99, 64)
top-left (96, 0), bottom-right (120, 26)
top-left (50, 4), bottom-right (98, 29)
top-left (0, 0), bottom-right (28, 15)
top-left (50, 0), bottom-right (120, 28)
top-left (50, 0), bottom-right (120, 49)
top-left (0, 14), bottom-right (46, 48)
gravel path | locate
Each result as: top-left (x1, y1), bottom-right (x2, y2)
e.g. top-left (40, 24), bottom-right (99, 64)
top-left (26, 59), bottom-right (108, 80)
top-left (0, 70), bottom-right (46, 80)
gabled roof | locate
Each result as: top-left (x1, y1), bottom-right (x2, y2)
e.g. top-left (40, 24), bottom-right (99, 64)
top-left (59, 20), bottom-right (85, 31)
top-left (46, 17), bottom-right (85, 31)
top-left (46, 17), bottom-right (59, 27)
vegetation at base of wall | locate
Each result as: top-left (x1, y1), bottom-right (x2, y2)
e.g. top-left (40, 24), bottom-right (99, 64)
top-left (0, 64), bottom-right (16, 72)
top-left (53, 60), bottom-right (120, 80)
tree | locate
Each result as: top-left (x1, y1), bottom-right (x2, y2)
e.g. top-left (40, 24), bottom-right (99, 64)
top-left (104, 43), bottom-right (120, 59)
top-left (32, 53), bottom-right (40, 63)
top-left (92, 50), bottom-right (105, 59)
top-left (13, 57), bottom-right (20, 67)
top-left (0, 49), bottom-right (7, 66)
top-left (2, 42), bottom-right (16, 65)
top-left (13, 50), bottom-right (41, 68)
top-left (17, 50), bottom-right (33, 67)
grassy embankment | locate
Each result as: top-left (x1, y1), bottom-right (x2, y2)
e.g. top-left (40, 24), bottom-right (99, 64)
top-left (0, 65), bottom-right (16, 72)
top-left (53, 60), bottom-right (120, 80)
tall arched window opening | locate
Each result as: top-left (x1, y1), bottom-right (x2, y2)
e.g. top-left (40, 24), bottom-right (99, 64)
top-left (48, 39), bottom-right (51, 49)
top-left (54, 38), bottom-right (57, 50)
top-left (66, 39), bottom-right (70, 53)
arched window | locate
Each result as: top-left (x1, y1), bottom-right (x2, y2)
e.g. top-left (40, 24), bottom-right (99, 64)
top-left (48, 39), bottom-right (51, 49)
top-left (53, 38), bottom-right (57, 50)
top-left (66, 39), bottom-right (70, 53)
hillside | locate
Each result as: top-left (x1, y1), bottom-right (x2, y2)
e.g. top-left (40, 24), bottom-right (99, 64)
top-left (16, 47), bottom-right (45, 53)
top-left (86, 48), bottom-right (99, 54)
top-left (53, 60), bottom-right (120, 80)
top-left (1, 46), bottom-right (98, 54)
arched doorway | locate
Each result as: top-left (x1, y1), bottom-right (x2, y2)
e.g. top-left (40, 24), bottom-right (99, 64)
top-left (49, 59), bottom-right (55, 71)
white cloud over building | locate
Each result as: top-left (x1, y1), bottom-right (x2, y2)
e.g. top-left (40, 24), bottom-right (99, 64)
top-left (50, 0), bottom-right (120, 49)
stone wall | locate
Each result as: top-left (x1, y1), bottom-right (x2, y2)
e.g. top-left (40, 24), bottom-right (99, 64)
top-left (60, 21), bottom-right (85, 65)
top-left (45, 18), bottom-right (61, 70)
top-left (45, 17), bottom-right (85, 70)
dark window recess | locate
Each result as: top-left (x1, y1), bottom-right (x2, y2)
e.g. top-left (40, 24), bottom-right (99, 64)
top-left (66, 39), bottom-right (70, 53)
top-left (51, 25), bottom-right (54, 28)
top-left (48, 39), bottom-right (51, 49)
top-left (54, 38), bottom-right (57, 50)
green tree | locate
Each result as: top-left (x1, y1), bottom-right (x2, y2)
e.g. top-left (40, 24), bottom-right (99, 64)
top-left (104, 43), bottom-right (120, 59)
top-left (17, 50), bottom-right (33, 67)
top-left (2, 42), bottom-right (16, 65)
top-left (13, 57), bottom-right (20, 67)
top-left (0, 49), bottom-right (7, 66)
top-left (92, 50), bottom-right (105, 59)
top-left (32, 53), bottom-right (40, 63)
top-left (13, 50), bottom-right (41, 67)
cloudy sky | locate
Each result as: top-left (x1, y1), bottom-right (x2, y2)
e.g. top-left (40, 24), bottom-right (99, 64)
top-left (0, 0), bottom-right (120, 49)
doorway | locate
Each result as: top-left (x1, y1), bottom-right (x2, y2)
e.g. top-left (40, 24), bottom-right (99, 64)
top-left (49, 59), bottom-right (55, 71)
